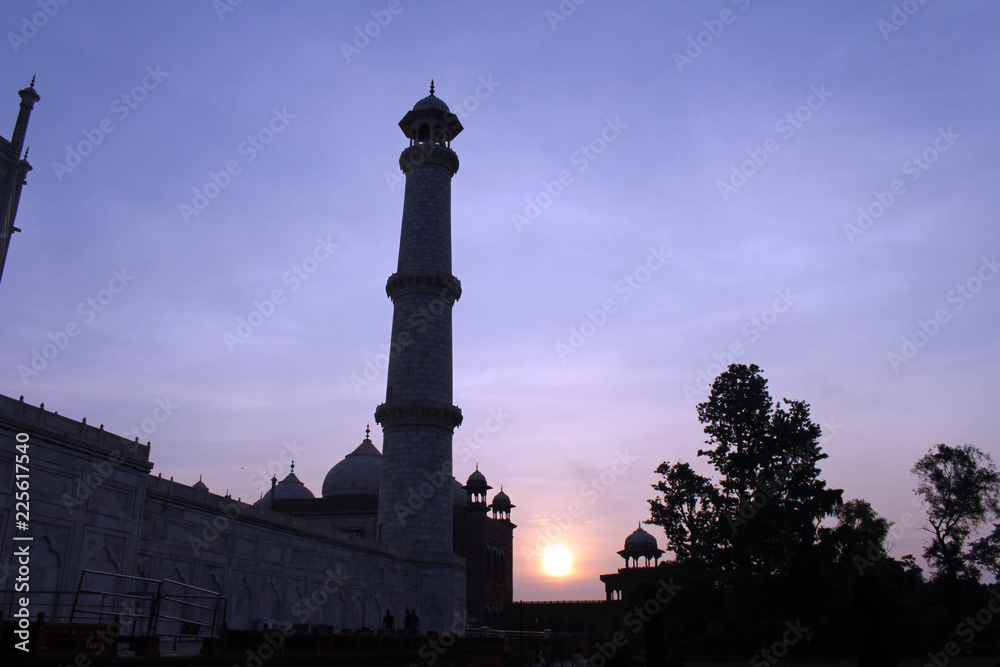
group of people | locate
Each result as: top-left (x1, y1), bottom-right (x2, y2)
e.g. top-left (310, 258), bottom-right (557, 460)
top-left (380, 608), bottom-right (420, 633)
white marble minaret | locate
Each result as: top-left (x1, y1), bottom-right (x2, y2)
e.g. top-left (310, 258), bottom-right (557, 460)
top-left (374, 82), bottom-right (466, 632)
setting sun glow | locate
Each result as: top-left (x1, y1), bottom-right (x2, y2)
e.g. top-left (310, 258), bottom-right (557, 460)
top-left (542, 545), bottom-right (573, 577)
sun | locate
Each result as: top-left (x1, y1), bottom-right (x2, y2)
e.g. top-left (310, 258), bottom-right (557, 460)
top-left (542, 545), bottom-right (573, 577)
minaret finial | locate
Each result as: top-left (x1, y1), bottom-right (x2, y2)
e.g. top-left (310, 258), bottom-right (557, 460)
top-left (23, 147), bottom-right (29, 160)
top-left (30, 75), bottom-right (35, 88)
top-left (366, 424), bottom-right (371, 439)
top-left (290, 459), bottom-right (295, 473)
top-left (429, 79), bottom-right (434, 96)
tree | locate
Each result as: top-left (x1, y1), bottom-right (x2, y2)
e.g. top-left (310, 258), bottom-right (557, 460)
top-left (970, 523), bottom-right (1000, 579)
top-left (648, 462), bottom-right (721, 564)
top-left (648, 364), bottom-right (842, 577)
top-left (821, 499), bottom-right (893, 575)
top-left (911, 443), bottom-right (1000, 584)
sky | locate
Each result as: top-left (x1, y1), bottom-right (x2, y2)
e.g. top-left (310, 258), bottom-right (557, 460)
top-left (1, 0), bottom-right (998, 601)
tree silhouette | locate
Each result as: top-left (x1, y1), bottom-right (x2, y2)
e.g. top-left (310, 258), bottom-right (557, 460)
top-left (912, 443), bottom-right (1000, 585)
top-left (970, 522), bottom-right (1000, 579)
top-left (648, 364), bottom-right (842, 577)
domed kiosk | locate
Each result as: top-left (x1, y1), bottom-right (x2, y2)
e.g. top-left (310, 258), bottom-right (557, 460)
top-left (599, 524), bottom-right (666, 602)
top-left (489, 487), bottom-right (515, 521)
top-left (618, 524), bottom-right (664, 568)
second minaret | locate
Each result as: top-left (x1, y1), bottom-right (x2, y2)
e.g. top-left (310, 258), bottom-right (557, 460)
top-left (375, 83), bottom-right (464, 554)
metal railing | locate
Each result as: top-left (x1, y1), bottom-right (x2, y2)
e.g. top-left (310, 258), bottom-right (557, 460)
top-left (68, 570), bottom-right (225, 639)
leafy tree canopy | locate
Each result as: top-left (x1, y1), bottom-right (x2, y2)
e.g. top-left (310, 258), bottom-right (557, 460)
top-left (649, 364), bottom-right (842, 577)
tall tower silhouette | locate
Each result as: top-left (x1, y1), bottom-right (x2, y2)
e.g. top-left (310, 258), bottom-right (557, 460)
top-left (375, 82), bottom-right (466, 629)
top-left (376, 82), bottom-right (463, 548)
top-left (0, 78), bottom-right (40, 286)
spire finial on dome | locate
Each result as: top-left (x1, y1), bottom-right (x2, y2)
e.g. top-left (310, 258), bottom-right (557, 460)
top-left (199, 474), bottom-right (203, 482)
top-left (30, 75), bottom-right (35, 88)
top-left (429, 79), bottom-right (435, 96)
top-left (290, 459), bottom-right (295, 473)
top-left (365, 424), bottom-right (370, 439)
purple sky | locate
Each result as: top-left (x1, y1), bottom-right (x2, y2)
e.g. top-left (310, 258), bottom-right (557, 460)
top-left (2, 1), bottom-right (998, 601)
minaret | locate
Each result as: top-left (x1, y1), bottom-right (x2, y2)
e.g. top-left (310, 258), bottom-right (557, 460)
top-left (375, 81), bottom-right (464, 553)
top-left (0, 77), bottom-right (40, 286)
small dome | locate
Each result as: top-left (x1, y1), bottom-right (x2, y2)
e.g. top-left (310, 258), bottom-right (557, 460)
top-left (618, 524), bottom-right (664, 566)
top-left (492, 489), bottom-right (511, 509)
top-left (624, 525), bottom-right (658, 551)
top-left (322, 428), bottom-right (383, 498)
top-left (192, 475), bottom-right (208, 492)
top-left (413, 94), bottom-right (450, 113)
top-left (413, 79), bottom-right (450, 112)
top-left (255, 465), bottom-right (315, 506)
top-left (466, 467), bottom-right (488, 488)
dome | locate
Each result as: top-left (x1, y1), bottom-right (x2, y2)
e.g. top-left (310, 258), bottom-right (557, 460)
top-left (322, 429), bottom-right (383, 498)
top-left (255, 465), bottom-right (315, 506)
top-left (617, 524), bottom-right (664, 566)
top-left (192, 475), bottom-right (208, 492)
top-left (492, 488), bottom-right (511, 509)
top-left (466, 467), bottom-right (489, 489)
top-left (623, 525), bottom-right (658, 551)
top-left (413, 94), bottom-right (450, 113)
